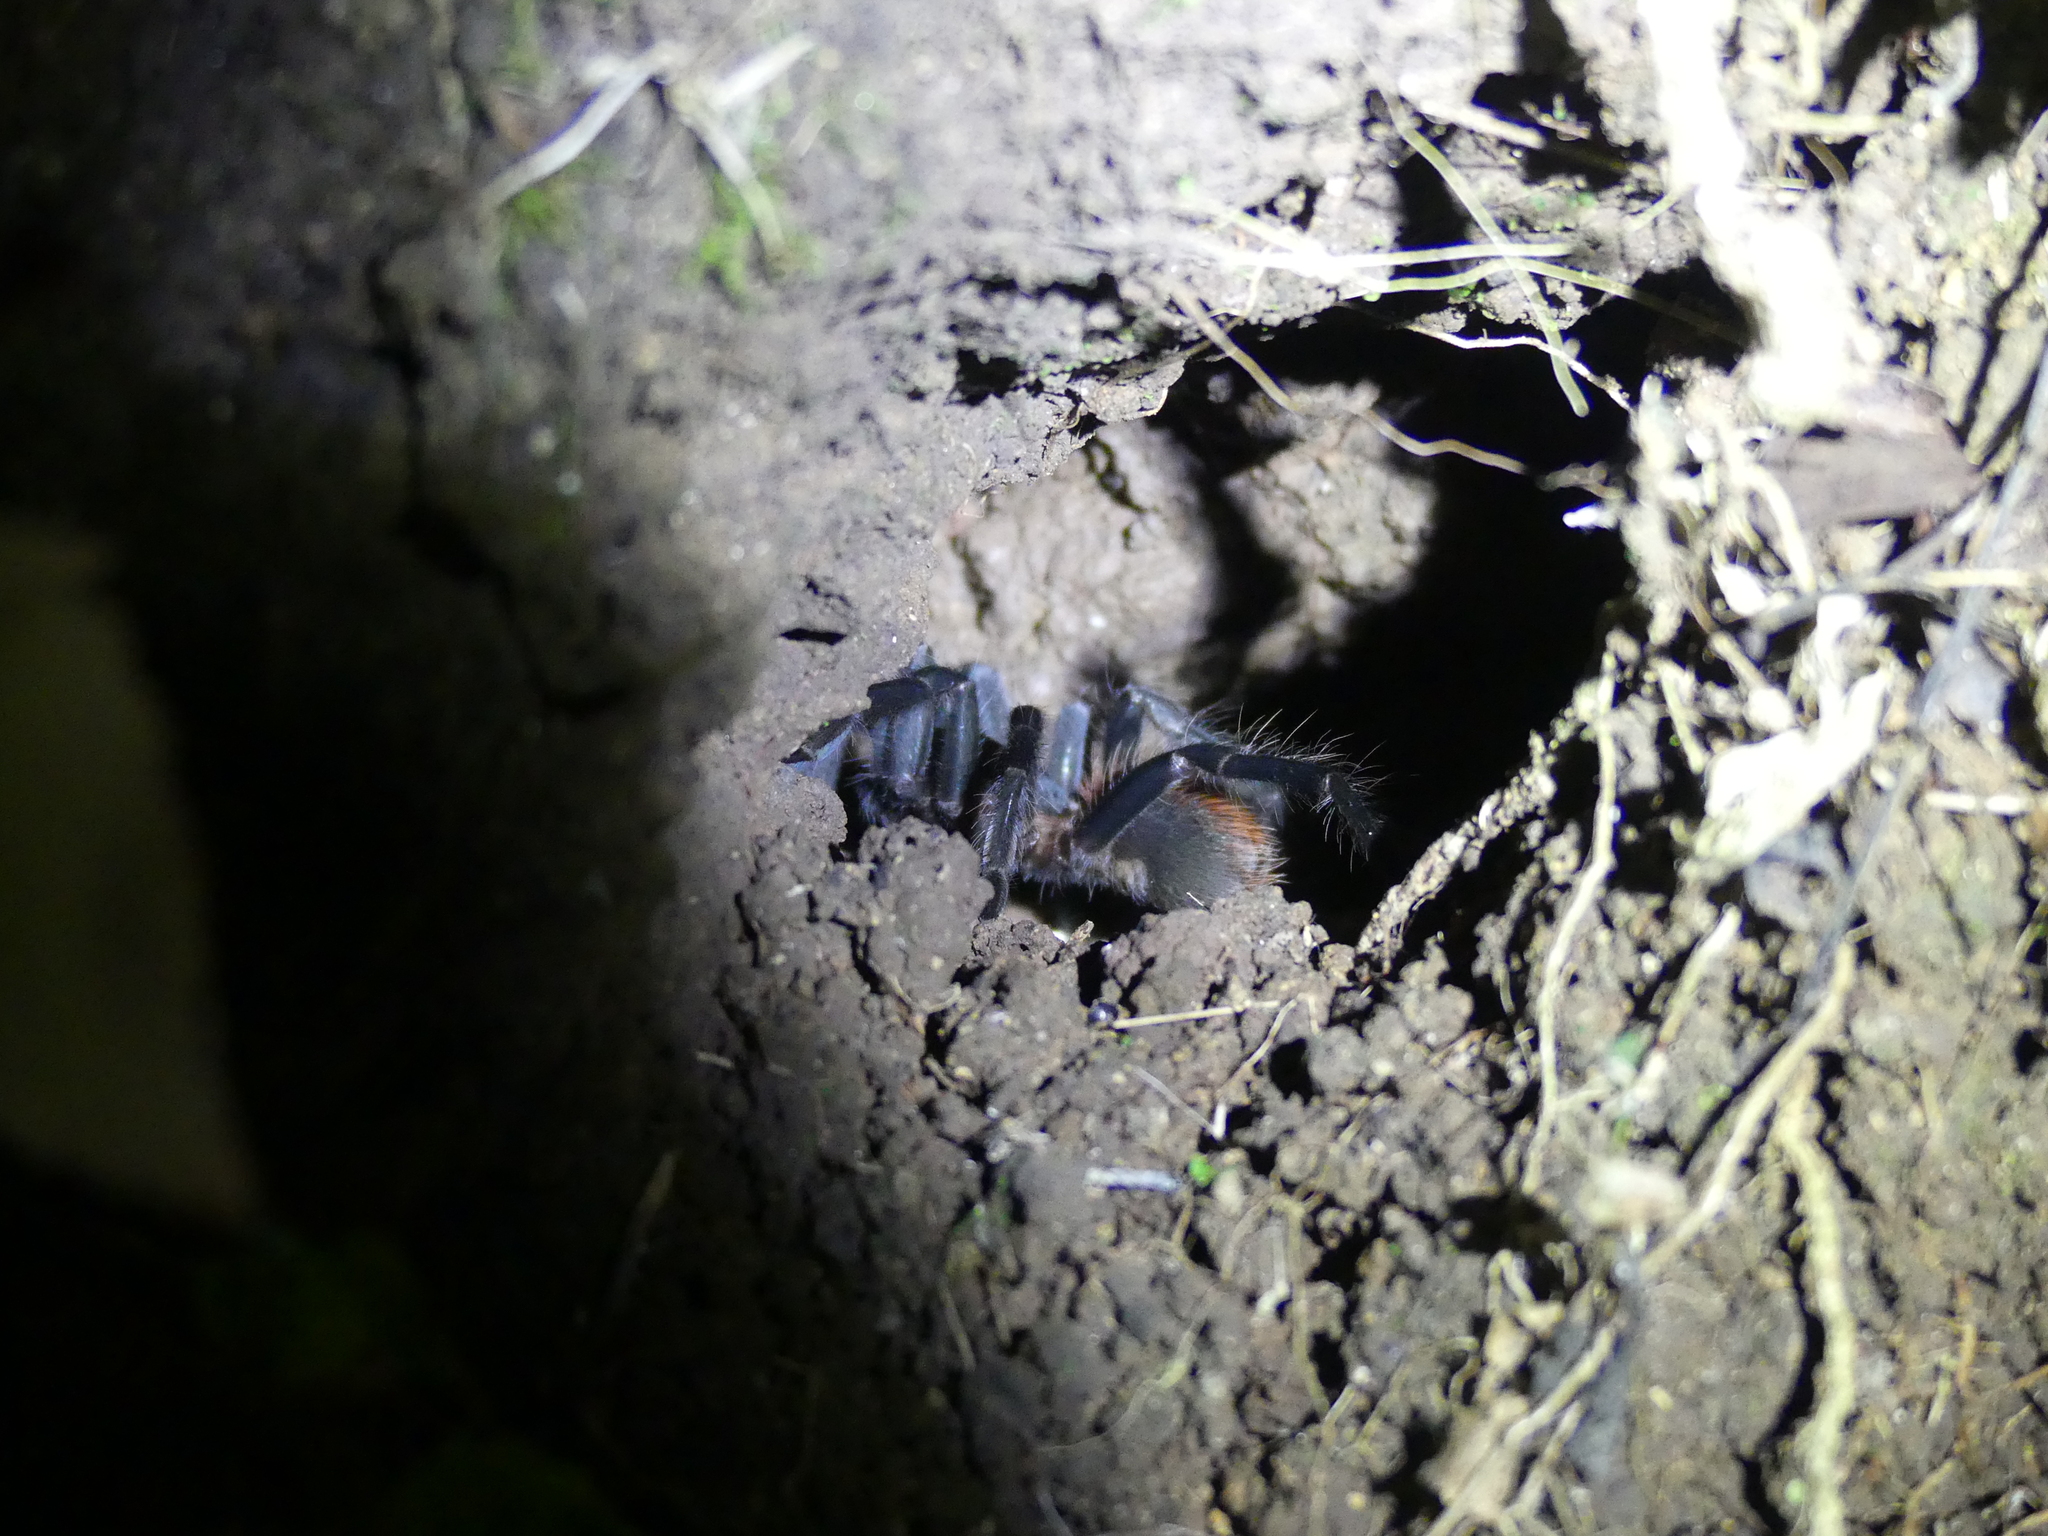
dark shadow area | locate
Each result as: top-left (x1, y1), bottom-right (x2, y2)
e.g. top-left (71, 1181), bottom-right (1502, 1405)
top-left (1965, 0), bottom-right (2048, 156)
top-left (1960, 201), bottom-right (2048, 446)
top-left (1, 1152), bottom-right (635, 1534)
top-left (0, 356), bottom-right (1002, 1536)
top-left (1, 2), bottom-right (999, 1523)
top-left (1470, 0), bottom-right (1635, 181)
top-left (0, 186), bottom-right (991, 1536)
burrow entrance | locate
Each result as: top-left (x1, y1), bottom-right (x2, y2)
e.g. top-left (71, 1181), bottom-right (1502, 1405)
top-left (916, 293), bottom-right (1724, 938)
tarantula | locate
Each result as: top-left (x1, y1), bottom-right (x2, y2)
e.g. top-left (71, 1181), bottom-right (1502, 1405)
top-left (784, 651), bottom-right (1379, 918)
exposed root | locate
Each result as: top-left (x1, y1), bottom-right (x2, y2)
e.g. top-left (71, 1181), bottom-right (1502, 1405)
top-left (1898, 1459), bottom-right (1957, 1536)
top-left (602, 1146), bottom-right (679, 1313)
top-left (1108, 998), bottom-right (1288, 1030)
top-left (1281, 1198), bottom-right (1331, 1418)
top-left (938, 1273), bottom-right (977, 1372)
top-left (1166, 281), bottom-right (1298, 413)
top-left (1619, 906), bottom-right (1742, 1124)
top-left (1422, 1325), bottom-right (1617, 1536)
top-left (1359, 720), bottom-right (1570, 971)
top-left (1408, 329), bottom-right (1636, 415)
top-left (1520, 643), bottom-right (1620, 1196)
top-left (1644, 944), bottom-right (1857, 1276)
top-left (1503, 1398), bottom-right (1586, 1535)
top-left (1773, 1063), bottom-right (1857, 1536)
top-left (1357, 414), bottom-right (1528, 477)
top-left (1212, 997), bottom-right (1299, 1138)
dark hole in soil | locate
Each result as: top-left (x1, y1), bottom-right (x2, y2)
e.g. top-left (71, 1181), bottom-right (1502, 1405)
top-left (1306, 1223), bottom-right (1372, 1286)
top-left (1265, 1037), bottom-right (1315, 1100)
top-left (1384, 1416), bottom-right (1455, 1525)
top-left (1308, 1333), bottom-right (1351, 1401)
top-left (1152, 296), bottom-right (1675, 937)
top-left (1742, 1455), bottom-right (1796, 1536)
top-left (1445, 1190), bottom-right (1572, 1272)
top-left (1236, 1128), bottom-right (1279, 1175)
top-left (819, 268), bottom-right (1746, 943)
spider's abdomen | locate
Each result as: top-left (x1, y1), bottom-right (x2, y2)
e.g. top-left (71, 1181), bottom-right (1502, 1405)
top-left (1034, 780), bottom-right (1279, 909)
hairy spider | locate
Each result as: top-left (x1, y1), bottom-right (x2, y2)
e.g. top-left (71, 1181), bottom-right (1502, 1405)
top-left (785, 651), bottom-right (1380, 919)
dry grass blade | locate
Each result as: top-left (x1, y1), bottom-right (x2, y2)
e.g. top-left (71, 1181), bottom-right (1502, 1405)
top-left (685, 109), bottom-right (791, 259)
top-left (1166, 281), bottom-right (1298, 412)
top-left (478, 34), bottom-right (816, 269)
top-left (1381, 93), bottom-right (1589, 419)
top-left (479, 41), bottom-right (691, 209)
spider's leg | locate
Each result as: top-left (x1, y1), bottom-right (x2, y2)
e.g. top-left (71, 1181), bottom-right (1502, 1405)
top-left (783, 714), bottom-right (866, 782)
top-left (1075, 744), bottom-right (1379, 855)
top-left (1069, 750), bottom-right (1186, 854)
top-left (916, 666), bottom-right (983, 821)
top-left (1067, 748), bottom-right (1277, 907)
top-left (862, 674), bottom-right (939, 806)
top-left (1111, 682), bottom-right (1259, 755)
top-left (967, 663), bottom-right (1011, 747)
top-left (1038, 702), bottom-right (1091, 812)
top-left (1099, 686), bottom-right (1150, 770)
top-left (1172, 743), bottom-right (1381, 852)
top-left (974, 705), bottom-right (1045, 919)
top-left (1124, 683), bottom-right (1204, 744)
top-left (1109, 684), bottom-right (1286, 820)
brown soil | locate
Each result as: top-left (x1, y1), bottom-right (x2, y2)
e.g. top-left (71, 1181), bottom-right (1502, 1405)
top-left (4, 2), bottom-right (2047, 1534)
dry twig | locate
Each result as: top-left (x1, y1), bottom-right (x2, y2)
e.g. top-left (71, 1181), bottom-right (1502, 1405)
top-left (1108, 998), bottom-right (1285, 1030)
